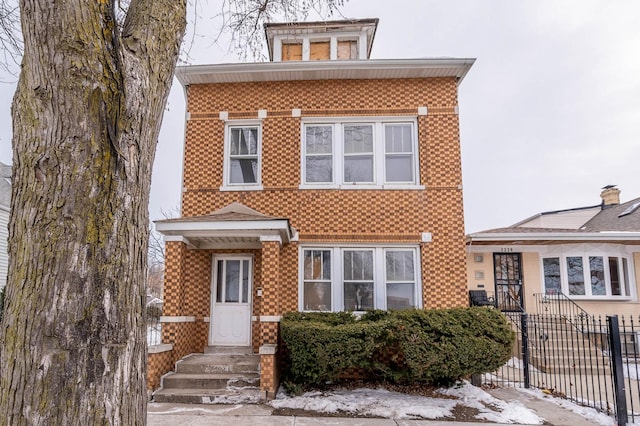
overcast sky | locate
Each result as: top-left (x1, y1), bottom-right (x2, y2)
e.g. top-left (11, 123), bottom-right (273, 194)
top-left (0, 0), bottom-right (639, 233)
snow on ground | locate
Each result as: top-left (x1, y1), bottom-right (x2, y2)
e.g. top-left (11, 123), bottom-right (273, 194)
top-left (516, 387), bottom-right (618, 426)
top-left (440, 382), bottom-right (543, 424)
top-left (269, 381), bottom-right (544, 424)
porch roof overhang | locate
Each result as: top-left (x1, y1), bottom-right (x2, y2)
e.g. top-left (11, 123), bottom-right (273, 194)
top-left (466, 231), bottom-right (640, 246)
top-left (154, 203), bottom-right (296, 250)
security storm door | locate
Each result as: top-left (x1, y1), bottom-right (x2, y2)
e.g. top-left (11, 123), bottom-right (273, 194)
top-left (210, 256), bottom-right (252, 346)
top-left (493, 253), bottom-right (524, 312)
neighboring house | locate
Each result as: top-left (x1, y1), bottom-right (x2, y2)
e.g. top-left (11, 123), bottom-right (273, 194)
top-left (0, 162), bottom-right (11, 291)
top-left (152, 18), bottom-right (475, 398)
top-left (467, 186), bottom-right (640, 317)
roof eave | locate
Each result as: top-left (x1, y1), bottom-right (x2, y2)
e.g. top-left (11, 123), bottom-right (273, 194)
top-left (467, 231), bottom-right (640, 244)
top-left (175, 58), bottom-right (476, 86)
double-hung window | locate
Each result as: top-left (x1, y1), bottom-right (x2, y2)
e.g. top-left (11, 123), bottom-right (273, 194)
top-left (301, 119), bottom-right (419, 188)
top-left (542, 252), bottom-right (632, 298)
top-left (224, 123), bottom-right (261, 189)
top-left (300, 246), bottom-right (420, 312)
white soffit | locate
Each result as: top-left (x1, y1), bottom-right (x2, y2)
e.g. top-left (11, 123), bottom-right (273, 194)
top-left (469, 232), bottom-right (640, 242)
top-left (175, 58), bottom-right (475, 87)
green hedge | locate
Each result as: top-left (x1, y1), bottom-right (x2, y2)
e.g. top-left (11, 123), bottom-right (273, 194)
top-left (280, 307), bottom-right (514, 391)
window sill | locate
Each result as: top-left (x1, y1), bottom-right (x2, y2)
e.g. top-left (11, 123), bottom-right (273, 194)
top-left (298, 184), bottom-right (426, 190)
top-left (567, 296), bottom-right (633, 301)
top-left (220, 185), bottom-right (264, 192)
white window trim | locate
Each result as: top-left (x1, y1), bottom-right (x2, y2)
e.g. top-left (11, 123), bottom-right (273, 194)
top-left (298, 245), bottom-right (422, 312)
top-left (300, 117), bottom-right (422, 189)
top-left (273, 31), bottom-right (365, 61)
top-left (540, 252), bottom-right (635, 300)
top-left (221, 120), bottom-right (263, 190)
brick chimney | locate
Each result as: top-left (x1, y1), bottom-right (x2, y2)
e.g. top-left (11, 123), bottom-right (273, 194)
top-left (600, 186), bottom-right (620, 209)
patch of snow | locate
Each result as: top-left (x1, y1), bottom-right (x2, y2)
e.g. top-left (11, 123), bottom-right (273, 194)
top-left (517, 388), bottom-right (616, 426)
top-left (440, 382), bottom-right (544, 425)
top-left (270, 381), bottom-right (544, 424)
top-left (270, 387), bottom-right (457, 420)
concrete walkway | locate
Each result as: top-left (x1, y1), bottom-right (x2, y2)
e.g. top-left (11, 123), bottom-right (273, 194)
top-left (147, 388), bottom-right (605, 426)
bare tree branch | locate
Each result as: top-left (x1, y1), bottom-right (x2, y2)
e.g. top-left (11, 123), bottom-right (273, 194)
top-left (215, 0), bottom-right (347, 61)
top-left (0, 0), bottom-right (22, 77)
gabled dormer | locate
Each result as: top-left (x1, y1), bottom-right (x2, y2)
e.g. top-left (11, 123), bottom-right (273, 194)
top-left (264, 18), bottom-right (378, 61)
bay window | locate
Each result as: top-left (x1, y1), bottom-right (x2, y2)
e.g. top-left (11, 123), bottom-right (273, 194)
top-left (542, 253), bottom-right (633, 298)
top-left (300, 246), bottom-right (420, 311)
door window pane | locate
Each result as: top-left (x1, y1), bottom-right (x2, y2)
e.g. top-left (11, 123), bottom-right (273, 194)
top-left (543, 257), bottom-right (561, 295)
top-left (225, 260), bottom-right (240, 302)
top-left (567, 256), bottom-right (585, 295)
top-left (216, 260), bottom-right (224, 303)
top-left (242, 260), bottom-right (249, 303)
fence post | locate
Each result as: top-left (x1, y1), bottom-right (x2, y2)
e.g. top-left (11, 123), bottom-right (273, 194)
top-left (520, 313), bottom-right (530, 389)
top-left (608, 315), bottom-right (628, 426)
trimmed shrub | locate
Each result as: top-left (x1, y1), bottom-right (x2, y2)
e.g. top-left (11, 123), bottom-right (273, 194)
top-left (280, 307), bottom-right (514, 391)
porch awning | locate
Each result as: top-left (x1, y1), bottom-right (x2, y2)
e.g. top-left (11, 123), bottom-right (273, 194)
top-left (154, 203), bottom-right (296, 249)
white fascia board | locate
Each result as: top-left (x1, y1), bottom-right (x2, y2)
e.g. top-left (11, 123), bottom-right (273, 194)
top-left (469, 232), bottom-right (640, 242)
top-left (175, 58), bottom-right (476, 86)
top-left (156, 219), bottom-right (289, 233)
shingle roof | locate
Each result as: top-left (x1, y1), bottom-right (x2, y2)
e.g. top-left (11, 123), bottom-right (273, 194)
top-left (582, 197), bottom-right (640, 232)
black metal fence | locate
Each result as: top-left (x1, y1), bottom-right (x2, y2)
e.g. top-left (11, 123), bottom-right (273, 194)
top-left (481, 312), bottom-right (640, 425)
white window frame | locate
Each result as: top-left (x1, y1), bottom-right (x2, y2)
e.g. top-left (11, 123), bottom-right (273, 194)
top-left (298, 245), bottom-right (422, 312)
top-left (540, 251), bottom-right (635, 300)
top-left (273, 32), bottom-right (365, 61)
top-left (300, 117), bottom-right (423, 190)
top-left (221, 120), bottom-right (263, 191)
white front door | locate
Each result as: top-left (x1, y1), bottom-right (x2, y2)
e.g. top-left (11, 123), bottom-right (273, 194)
top-left (210, 256), bottom-right (252, 346)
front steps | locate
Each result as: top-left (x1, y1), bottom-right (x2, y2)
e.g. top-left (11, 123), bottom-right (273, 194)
top-left (153, 346), bottom-right (263, 404)
top-left (526, 317), bottom-right (611, 375)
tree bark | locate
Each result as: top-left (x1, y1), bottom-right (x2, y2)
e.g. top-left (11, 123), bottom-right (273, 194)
top-left (0, 0), bottom-right (186, 424)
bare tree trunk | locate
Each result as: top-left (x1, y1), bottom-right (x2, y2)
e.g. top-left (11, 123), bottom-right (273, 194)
top-left (0, 0), bottom-right (186, 424)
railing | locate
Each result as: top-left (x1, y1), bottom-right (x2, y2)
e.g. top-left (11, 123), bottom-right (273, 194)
top-left (479, 313), bottom-right (640, 426)
top-left (534, 291), bottom-right (589, 317)
top-left (534, 292), bottom-right (591, 333)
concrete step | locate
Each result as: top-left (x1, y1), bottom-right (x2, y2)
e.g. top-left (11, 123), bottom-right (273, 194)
top-left (204, 345), bottom-right (254, 355)
top-left (153, 387), bottom-right (262, 404)
top-left (176, 354), bottom-right (260, 374)
top-left (162, 372), bottom-right (260, 390)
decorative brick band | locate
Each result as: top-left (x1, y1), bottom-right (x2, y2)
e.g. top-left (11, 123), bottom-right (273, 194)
top-left (148, 343), bottom-right (174, 354)
top-left (159, 316), bottom-right (196, 323)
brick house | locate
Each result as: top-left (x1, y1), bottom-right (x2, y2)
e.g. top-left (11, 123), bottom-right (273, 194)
top-left (149, 19), bottom-right (475, 400)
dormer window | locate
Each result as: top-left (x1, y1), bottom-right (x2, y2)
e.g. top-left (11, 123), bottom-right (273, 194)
top-left (264, 19), bottom-right (378, 62)
top-left (337, 40), bottom-right (358, 60)
top-left (282, 42), bottom-right (302, 61)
